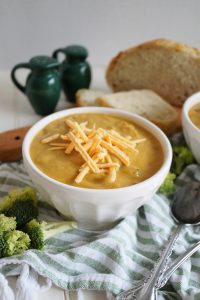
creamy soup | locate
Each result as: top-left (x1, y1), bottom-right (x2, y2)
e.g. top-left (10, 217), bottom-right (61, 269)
top-left (30, 114), bottom-right (163, 189)
top-left (189, 103), bottom-right (200, 129)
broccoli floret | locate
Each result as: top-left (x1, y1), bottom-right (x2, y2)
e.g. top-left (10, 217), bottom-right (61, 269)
top-left (158, 172), bottom-right (176, 196)
top-left (0, 187), bottom-right (39, 227)
top-left (171, 145), bottom-right (195, 176)
top-left (0, 214), bottom-right (16, 233)
top-left (1, 230), bottom-right (30, 257)
top-left (24, 219), bottom-right (77, 250)
top-left (0, 214), bottom-right (30, 257)
top-left (0, 214), bottom-right (16, 257)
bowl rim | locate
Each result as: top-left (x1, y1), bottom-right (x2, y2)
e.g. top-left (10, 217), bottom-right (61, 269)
top-left (182, 91), bottom-right (200, 134)
top-left (22, 106), bottom-right (172, 193)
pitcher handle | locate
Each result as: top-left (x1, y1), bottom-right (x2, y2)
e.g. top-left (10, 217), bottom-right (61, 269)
top-left (11, 63), bottom-right (31, 94)
top-left (52, 48), bottom-right (66, 59)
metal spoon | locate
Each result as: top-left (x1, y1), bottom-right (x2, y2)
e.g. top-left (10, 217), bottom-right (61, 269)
top-left (116, 181), bottom-right (200, 300)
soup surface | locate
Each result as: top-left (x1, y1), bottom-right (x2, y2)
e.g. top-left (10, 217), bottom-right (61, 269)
top-left (30, 114), bottom-right (163, 189)
top-left (189, 103), bottom-right (200, 129)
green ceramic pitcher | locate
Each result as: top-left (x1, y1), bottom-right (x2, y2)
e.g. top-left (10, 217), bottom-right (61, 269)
top-left (11, 56), bottom-right (61, 116)
top-left (53, 45), bottom-right (91, 103)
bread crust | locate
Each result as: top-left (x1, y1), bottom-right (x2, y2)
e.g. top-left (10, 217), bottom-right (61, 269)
top-left (106, 39), bottom-right (200, 107)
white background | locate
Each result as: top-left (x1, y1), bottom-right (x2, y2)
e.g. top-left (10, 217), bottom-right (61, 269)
top-left (0, 0), bottom-right (200, 69)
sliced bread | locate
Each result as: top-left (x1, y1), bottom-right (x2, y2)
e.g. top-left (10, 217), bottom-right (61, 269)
top-left (76, 89), bottom-right (107, 107)
top-left (106, 39), bottom-right (200, 107)
top-left (76, 88), bottom-right (179, 135)
top-left (97, 90), bottom-right (179, 135)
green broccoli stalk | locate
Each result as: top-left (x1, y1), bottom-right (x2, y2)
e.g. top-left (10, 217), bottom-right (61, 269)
top-left (1, 230), bottom-right (30, 257)
top-left (0, 187), bottom-right (39, 227)
top-left (158, 172), bottom-right (176, 197)
top-left (23, 219), bottom-right (77, 250)
top-left (171, 145), bottom-right (195, 176)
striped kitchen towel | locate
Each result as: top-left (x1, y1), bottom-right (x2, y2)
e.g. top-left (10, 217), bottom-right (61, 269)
top-left (0, 161), bottom-right (200, 300)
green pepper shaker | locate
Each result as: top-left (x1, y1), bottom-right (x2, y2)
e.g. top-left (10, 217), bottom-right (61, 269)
top-left (53, 45), bottom-right (91, 103)
top-left (11, 56), bottom-right (61, 116)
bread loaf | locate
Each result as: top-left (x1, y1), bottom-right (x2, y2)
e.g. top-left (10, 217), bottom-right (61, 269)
top-left (106, 39), bottom-right (200, 107)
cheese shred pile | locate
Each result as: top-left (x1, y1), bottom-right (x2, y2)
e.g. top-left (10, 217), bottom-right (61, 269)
top-left (41, 119), bottom-right (146, 184)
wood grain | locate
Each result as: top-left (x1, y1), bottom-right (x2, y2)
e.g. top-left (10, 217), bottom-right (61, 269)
top-left (0, 126), bottom-right (30, 162)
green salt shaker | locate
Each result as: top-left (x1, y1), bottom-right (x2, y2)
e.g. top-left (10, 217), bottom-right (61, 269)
top-left (11, 56), bottom-right (61, 116)
top-left (53, 45), bottom-right (91, 103)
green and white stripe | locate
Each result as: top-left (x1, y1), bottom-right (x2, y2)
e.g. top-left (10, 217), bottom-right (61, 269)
top-left (0, 159), bottom-right (200, 299)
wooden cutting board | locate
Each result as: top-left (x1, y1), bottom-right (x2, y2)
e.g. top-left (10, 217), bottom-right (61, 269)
top-left (0, 126), bottom-right (30, 162)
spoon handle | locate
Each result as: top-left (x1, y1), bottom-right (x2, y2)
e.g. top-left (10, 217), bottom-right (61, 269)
top-left (116, 225), bottom-right (182, 300)
top-left (158, 240), bottom-right (200, 289)
top-left (135, 225), bottom-right (182, 300)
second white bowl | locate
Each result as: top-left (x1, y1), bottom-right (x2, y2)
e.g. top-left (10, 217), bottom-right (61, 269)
top-left (182, 92), bottom-right (200, 164)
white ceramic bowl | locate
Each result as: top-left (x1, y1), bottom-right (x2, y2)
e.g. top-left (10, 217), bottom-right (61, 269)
top-left (22, 107), bottom-right (172, 229)
top-left (182, 92), bottom-right (200, 164)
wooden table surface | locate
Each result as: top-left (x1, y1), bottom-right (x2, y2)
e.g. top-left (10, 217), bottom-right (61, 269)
top-left (0, 67), bottom-right (110, 300)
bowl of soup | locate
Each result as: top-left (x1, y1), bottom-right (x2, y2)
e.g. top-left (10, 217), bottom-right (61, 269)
top-left (182, 92), bottom-right (200, 164)
top-left (23, 107), bottom-right (172, 229)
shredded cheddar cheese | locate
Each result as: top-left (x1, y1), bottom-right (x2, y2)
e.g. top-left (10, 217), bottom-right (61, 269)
top-left (41, 119), bottom-right (146, 184)
top-left (41, 133), bottom-right (60, 144)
